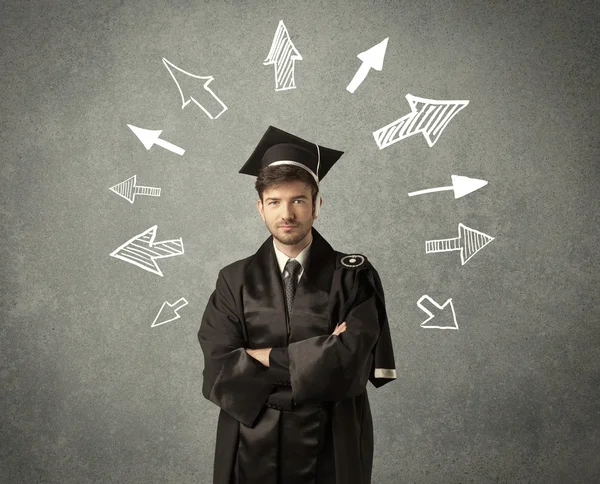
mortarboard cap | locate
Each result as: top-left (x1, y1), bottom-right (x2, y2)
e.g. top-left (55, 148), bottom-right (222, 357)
top-left (239, 126), bottom-right (344, 218)
top-left (239, 126), bottom-right (344, 186)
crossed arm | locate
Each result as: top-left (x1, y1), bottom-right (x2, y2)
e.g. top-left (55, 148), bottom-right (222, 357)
top-left (245, 321), bottom-right (348, 366)
top-left (199, 268), bottom-right (379, 427)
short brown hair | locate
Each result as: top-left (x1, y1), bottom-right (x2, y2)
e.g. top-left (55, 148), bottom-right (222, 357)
top-left (255, 165), bottom-right (318, 214)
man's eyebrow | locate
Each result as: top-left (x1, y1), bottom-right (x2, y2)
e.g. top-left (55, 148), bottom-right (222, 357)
top-left (265, 195), bottom-right (309, 201)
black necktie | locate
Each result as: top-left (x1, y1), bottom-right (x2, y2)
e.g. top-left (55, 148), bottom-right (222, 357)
top-left (284, 259), bottom-right (302, 311)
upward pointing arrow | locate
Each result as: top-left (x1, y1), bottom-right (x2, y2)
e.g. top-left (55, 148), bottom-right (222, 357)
top-left (347, 37), bottom-right (389, 93)
top-left (264, 20), bottom-right (303, 91)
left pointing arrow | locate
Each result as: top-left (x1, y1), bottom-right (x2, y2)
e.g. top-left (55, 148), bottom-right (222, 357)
top-left (127, 124), bottom-right (185, 156)
top-left (109, 175), bottom-right (162, 204)
top-left (110, 225), bottom-right (184, 277)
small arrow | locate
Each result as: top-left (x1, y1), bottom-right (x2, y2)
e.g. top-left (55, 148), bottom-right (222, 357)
top-left (110, 225), bottom-right (184, 277)
top-left (152, 297), bottom-right (189, 327)
top-left (417, 295), bottom-right (458, 330)
top-left (127, 124), bottom-right (185, 156)
top-left (109, 175), bottom-right (162, 204)
top-left (264, 20), bottom-right (303, 91)
top-left (346, 37), bottom-right (389, 93)
top-left (162, 58), bottom-right (228, 119)
top-left (408, 175), bottom-right (488, 199)
top-left (426, 223), bottom-right (494, 266)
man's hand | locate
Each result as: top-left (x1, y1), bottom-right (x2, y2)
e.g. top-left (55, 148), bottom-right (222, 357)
top-left (245, 348), bottom-right (271, 367)
top-left (333, 321), bottom-right (347, 336)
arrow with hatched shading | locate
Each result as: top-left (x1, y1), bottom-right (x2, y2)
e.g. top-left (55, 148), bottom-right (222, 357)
top-left (110, 225), bottom-right (184, 277)
top-left (373, 94), bottom-right (469, 149)
top-left (109, 175), bottom-right (161, 204)
top-left (426, 223), bottom-right (494, 266)
top-left (264, 20), bottom-right (303, 91)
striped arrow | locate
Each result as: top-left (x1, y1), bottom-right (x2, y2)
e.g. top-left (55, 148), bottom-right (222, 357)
top-left (109, 175), bottom-right (161, 204)
top-left (110, 225), bottom-right (184, 277)
top-left (264, 20), bottom-right (303, 91)
top-left (426, 223), bottom-right (494, 266)
top-left (373, 94), bottom-right (469, 149)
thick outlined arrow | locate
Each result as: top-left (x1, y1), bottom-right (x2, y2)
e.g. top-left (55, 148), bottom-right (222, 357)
top-left (152, 297), bottom-right (189, 327)
top-left (417, 295), bottom-right (458, 330)
top-left (109, 175), bottom-right (161, 204)
top-left (127, 124), bottom-right (185, 155)
top-left (373, 94), bottom-right (469, 149)
top-left (347, 37), bottom-right (389, 93)
top-left (408, 175), bottom-right (488, 199)
top-left (426, 223), bottom-right (494, 266)
top-left (162, 57), bottom-right (228, 119)
top-left (264, 20), bottom-right (303, 91)
top-left (110, 225), bottom-right (184, 277)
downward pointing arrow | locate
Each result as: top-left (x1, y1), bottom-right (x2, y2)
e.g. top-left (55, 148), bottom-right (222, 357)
top-left (417, 295), bottom-right (458, 330)
top-left (347, 37), bottom-right (389, 93)
top-left (152, 297), bottom-right (189, 327)
top-left (408, 175), bottom-right (488, 199)
top-left (127, 124), bottom-right (185, 156)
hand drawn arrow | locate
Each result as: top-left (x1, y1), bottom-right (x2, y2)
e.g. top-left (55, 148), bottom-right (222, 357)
top-left (109, 175), bottom-right (161, 204)
top-left (127, 124), bottom-right (185, 156)
top-left (152, 297), bottom-right (189, 327)
top-left (264, 20), bottom-right (303, 91)
top-left (162, 57), bottom-right (228, 119)
top-left (110, 225), bottom-right (184, 277)
top-left (426, 223), bottom-right (494, 266)
top-left (347, 37), bottom-right (389, 93)
top-left (408, 175), bottom-right (488, 199)
top-left (417, 295), bottom-right (458, 330)
top-left (373, 94), bottom-right (469, 149)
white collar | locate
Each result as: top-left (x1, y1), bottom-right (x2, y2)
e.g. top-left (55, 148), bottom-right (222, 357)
top-left (273, 237), bottom-right (312, 278)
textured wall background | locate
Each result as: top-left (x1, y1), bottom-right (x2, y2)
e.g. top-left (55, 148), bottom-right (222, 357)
top-left (1, 0), bottom-right (599, 482)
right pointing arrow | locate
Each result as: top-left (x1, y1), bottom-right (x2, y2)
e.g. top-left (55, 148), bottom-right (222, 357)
top-left (408, 175), bottom-right (488, 199)
top-left (426, 223), bottom-right (494, 266)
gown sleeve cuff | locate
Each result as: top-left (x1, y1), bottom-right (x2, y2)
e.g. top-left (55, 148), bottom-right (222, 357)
top-left (269, 347), bottom-right (292, 386)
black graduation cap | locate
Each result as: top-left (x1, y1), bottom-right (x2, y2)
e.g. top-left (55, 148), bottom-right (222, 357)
top-left (239, 126), bottom-right (344, 185)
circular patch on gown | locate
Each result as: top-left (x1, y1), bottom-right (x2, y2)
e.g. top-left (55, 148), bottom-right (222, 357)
top-left (340, 254), bottom-right (365, 268)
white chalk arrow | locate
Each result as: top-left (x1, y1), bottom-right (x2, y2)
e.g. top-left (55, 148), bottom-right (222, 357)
top-left (426, 223), bottom-right (494, 266)
top-left (417, 295), bottom-right (458, 330)
top-left (408, 175), bottom-right (488, 199)
top-left (264, 20), bottom-right (303, 91)
top-left (127, 124), bottom-right (185, 156)
top-left (162, 57), bottom-right (228, 119)
top-left (152, 297), bottom-right (189, 327)
top-left (109, 175), bottom-right (162, 204)
top-left (110, 225), bottom-right (184, 277)
top-left (373, 94), bottom-right (469, 148)
top-left (346, 37), bottom-right (389, 93)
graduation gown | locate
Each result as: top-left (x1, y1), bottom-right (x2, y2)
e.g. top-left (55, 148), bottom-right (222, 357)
top-left (198, 227), bottom-right (396, 484)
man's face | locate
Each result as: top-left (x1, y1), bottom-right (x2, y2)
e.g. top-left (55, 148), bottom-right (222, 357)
top-left (257, 180), bottom-right (318, 246)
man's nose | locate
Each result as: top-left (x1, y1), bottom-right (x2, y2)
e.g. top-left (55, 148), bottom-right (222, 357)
top-left (281, 202), bottom-right (296, 219)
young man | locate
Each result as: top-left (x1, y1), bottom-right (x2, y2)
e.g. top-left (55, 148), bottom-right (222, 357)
top-left (198, 126), bottom-right (396, 484)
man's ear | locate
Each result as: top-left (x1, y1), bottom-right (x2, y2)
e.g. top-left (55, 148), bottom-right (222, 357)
top-left (257, 199), bottom-right (265, 222)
